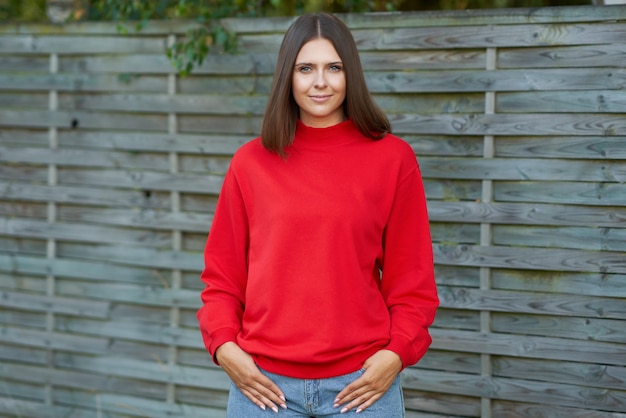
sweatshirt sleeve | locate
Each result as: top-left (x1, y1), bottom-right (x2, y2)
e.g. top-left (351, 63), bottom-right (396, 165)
top-left (381, 159), bottom-right (439, 369)
top-left (196, 164), bottom-right (249, 364)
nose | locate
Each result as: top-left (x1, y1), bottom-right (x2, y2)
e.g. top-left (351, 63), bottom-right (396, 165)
top-left (314, 70), bottom-right (327, 88)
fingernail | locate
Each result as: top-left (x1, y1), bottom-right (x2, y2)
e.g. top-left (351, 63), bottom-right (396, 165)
top-left (281, 403), bottom-right (287, 409)
top-left (334, 398), bottom-right (340, 404)
top-left (259, 404), bottom-right (266, 411)
top-left (280, 395), bottom-right (286, 402)
top-left (356, 408), bottom-right (362, 414)
top-left (272, 406), bottom-right (278, 413)
top-left (340, 407), bottom-right (348, 413)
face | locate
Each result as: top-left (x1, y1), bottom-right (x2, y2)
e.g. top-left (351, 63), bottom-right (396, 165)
top-left (292, 38), bottom-right (346, 128)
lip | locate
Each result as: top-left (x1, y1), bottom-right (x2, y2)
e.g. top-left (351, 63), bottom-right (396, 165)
top-left (309, 95), bottom-right (332, 103)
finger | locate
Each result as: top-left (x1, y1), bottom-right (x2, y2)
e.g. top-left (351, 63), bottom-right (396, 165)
top-left (240, 388), bottom-right (271, 411)
top-left (253, 375), bottom-right (287, 408)
top-left (340, 391), bottom-right (382, 414)
top-left (334, 375), bottom-right (367, 406)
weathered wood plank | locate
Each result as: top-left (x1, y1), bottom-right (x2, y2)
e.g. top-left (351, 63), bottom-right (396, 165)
top-left (492, 400), bottom-right (626, 418)
top-left (360, 50), bottom-right (486, 70)
top-left (0, 146), bottom-right (171, 169)
top-left (57, 93), bottom-right (269, 115)
top-left (498, 44), bottom-right (626, 68)
top-left (401, 368), bottom-right (626, 412)
top-left (56, 242), bottom-right (201, 271)
top-left (0, 253), bottom-right (184, 287)
top-left (60, 53), bottom-right (275, 75)
top-left (390, 113), bottom-right (626, 136)
top-left (353, 22), bottom-right (626, 50)
top-left (497, 90), bottom-right (626, 113)
top-left (0, 56), bottom-right (49, 71)
top-left (57, 206), bottom-right (212, 232)
top-left (406, 135), bottom-right (484, 157)
top-left (56, 317), bottom-right (201, 348)
top-left (0, 92), bottom-right (48, 108)
top-left (427, 201), bottom-right (626, 228)
top-left (492, 357), bottom-right (626, 391)
top-left (56, 169), bottom-right (223, 194)
top-left (56, 131), bottom-right (247, 155)
top-left (0, 129), bottom-right (48, 146)
top-left (56, 280), bottom-right (201, 309)
top-left (54, 353), bottom-right (229, 390)
top-left (423, 179), bottom-right (482, 201)
top-left (496, 136), bottom-right (626, 160)
top-left (0, 35), bottom-right (165, 54)
top-left (0, 73), bottom-right (167, 93)
top-left (0, 216), bottom-right (173, 246)
top-left (0, 290), bottom-right (110, 318)
top-left (366, 68), bottom-right (626, 94)
top-left (0, 326), bottom-right (109, 354)
top-left (493, 225), bottom-right (626, 252)
top-left (435, 244), bottom-right (626, 274)
top-left (402, 388), bottom-right (480, 416)
top-left (0, 396), bottom-right (98, 418)
top-left (237, 23), bottom-right (626, 51)
top-left (430, 328), bottom-right (626, 365)
top-left (0, 181), bottom-right (174, 207)
top-left (420, 157), bottom-right (626, 182)
top-left (494, 181), bottom-right (626, 206)
top-left (438, 287), bottom-right (626, 319)
top-left (54, 389), bottom-right (228, 417)
top-left (0, 110), bottom-right (168, 131)
top-left (492, 313), bottom-right (626, 344)
top-left (492, 270), bottom-right (626, 299)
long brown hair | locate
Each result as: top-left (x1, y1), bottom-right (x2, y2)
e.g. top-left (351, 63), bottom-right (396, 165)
top-left (261, 13), bottom-right (390, 156)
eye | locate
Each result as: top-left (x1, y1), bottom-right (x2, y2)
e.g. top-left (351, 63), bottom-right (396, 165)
top-left (297, 65), bottom-right (312, 73)
top-left (329, 64), bottom-right (343, 72)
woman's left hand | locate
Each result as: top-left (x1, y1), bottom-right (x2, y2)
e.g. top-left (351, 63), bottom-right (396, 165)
top-left (333, 349), bottom-right (403, 414)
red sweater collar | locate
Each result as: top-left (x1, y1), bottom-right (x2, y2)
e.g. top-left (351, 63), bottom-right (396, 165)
top-left (293, 119), bottom-right (365, 148)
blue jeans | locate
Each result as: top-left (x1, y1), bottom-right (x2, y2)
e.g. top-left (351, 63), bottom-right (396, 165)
top-left (226, 367), bottom-right (405, 417)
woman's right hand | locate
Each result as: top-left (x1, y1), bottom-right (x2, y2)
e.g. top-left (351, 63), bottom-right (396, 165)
top-left (216, 342), bottom-right (287, 413)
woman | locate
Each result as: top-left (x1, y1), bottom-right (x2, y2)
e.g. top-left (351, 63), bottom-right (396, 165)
top-left (197, 12), bottom-right (439, 417)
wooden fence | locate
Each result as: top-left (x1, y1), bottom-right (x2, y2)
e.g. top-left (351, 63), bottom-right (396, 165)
top-left (0, 4), bottom-right (625, 417)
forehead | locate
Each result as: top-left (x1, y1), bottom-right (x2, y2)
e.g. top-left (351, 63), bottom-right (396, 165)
top-left (295, 38), bottom-right (341, 62)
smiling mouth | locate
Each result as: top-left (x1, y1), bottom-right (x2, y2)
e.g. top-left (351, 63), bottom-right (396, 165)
top-left (310, 95), bottom-right (332, 102)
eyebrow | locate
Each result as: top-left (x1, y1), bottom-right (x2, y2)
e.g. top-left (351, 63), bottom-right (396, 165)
top-left (294, 61), bottom-right (343, 67)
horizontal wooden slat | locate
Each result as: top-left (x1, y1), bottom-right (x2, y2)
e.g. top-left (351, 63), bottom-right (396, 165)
top-left (401, 368), bottom-right (626, 412)
top-left (492, 400), bottom-right (626, 418)
top-left (495, 136), bottom-right (626, 160)
top-left (420, 157), bottom-right (626, 181)
top-left (0, 290), bottom-right (110, 318)
top-left (491, 269), bottom-right (626, 299)
top-left (491, 357), bottom-right (626, 391)
top-left (494, 181), bottom-right (626, 206)
top-left (0, 35), bottom-right (165, 54)
top-left (435, 244), bottom-right (626, 274)
top-left (390, 113), bottom-right (626, 136)
top-left (491, 313), bottom-right (626, 343)
top-left (438, 287), bottom-right (626, 319)
top-left (0, 181), bottom-right (175, 207)
top-left (498, 44), bottom-right (626, 68)
top-left (497, 90), bottom-right (626, 113)
top-left (428, 201), bottom-right (626, 228)
top-left (493, 225), bottom-right (626, 252)
top-left (430, 329), bottom-right (626, 365)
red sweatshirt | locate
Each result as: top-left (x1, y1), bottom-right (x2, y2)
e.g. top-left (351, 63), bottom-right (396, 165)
top-left (197, 119), bottom-right (438, 379)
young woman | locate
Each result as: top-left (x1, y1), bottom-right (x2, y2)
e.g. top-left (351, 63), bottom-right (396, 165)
top-left (197, 12), bottom-right (439, 417)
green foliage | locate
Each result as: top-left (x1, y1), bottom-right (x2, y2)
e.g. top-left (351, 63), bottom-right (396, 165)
top-left (0, 0), bottom-right (47, 22)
